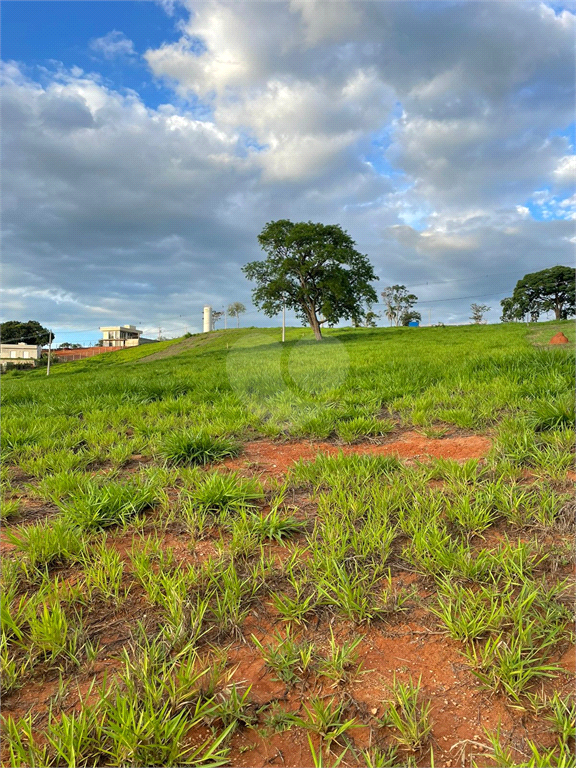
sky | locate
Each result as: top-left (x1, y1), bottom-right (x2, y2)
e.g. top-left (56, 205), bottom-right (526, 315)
top-left (2, 0), bottom-right (575, 344)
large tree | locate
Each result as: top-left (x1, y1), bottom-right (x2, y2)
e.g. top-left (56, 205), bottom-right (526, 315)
top-left (501, 266), bottom-right (575, 322)
top-left (243, 220), bottom-right (378, 340)
top-left (381, 285), bottom-right (418, 327)
top-left (0, 320), bottom-right (53, 346)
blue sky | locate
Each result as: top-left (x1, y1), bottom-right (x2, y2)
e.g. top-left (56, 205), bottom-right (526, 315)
top-left (2, 1), bottom-right (189, 109)
top-left (2, 1), bottom-right (574, 344)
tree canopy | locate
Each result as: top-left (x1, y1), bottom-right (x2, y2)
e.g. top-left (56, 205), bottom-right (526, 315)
top-left (243, 220), bottom-right (378, 340)
top-left (501, 266), bottom-right (575, 322)
top-left (227, 302), bottom-right (246, 328)
top-left (0, 320), bottom-right (53, 346)
top-left (401, 310), bottom-right (421, 326)
top-left (470, 303), bottom-right (490, 324)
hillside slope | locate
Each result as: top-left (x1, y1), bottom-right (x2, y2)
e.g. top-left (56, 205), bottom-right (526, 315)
top-left (1, 320), bottom-right (574, 768)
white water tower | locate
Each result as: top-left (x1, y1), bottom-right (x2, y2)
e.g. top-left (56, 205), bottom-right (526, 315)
top-left (203, 305), bottom-right (213, 333)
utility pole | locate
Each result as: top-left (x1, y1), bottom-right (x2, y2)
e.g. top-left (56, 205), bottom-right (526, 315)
top-left (46, 331), bottom-right (52, 376)
top-left (282, 302), bottom-right (286, 343)
top-left (158, 327), bottom-right (162, 340)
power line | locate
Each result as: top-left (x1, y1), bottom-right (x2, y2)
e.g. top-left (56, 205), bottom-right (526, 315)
top-left (404, 269), bottom-right (523, 290)
top-left (374, 290), bottom-right (506, 306)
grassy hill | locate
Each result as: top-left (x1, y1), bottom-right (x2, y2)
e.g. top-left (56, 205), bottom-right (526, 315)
top-left (1, 321), bottom-right (574, 768)
top-left (3, 320), bottom-right (574, 439)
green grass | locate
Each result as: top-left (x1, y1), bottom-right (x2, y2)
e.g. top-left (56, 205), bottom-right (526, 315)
top-left (1, 320), bottom-right (574, 768)
top-left (382, 675), bottom-right (432, 751)
top-left (159, 432), bottom-right (241, 466)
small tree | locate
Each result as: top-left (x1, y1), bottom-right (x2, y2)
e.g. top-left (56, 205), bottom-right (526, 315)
top-left (212, 311), bottom-right (225, 329)
top-left (381, 286), bottom-right (418, 327)
top-left (352, 309), bottom-right (379, 328)
top-left (470, 303), bottom-right (491, 324)
top-left (400, 310), bottom-right (421, 326)
top-left (227, 302), bottom-right (246, 328)
top-left (364, 310), bottom-right (380, 328)
top-left (500, 266), bottom-right (575, 322)
top-left (243, 220), bottom-right (378, 340)
top-left (0, 320), bottom-right (53, 346)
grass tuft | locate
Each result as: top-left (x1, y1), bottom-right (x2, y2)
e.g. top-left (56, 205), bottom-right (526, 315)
top-left (160, 432), bottom-right (240, 466)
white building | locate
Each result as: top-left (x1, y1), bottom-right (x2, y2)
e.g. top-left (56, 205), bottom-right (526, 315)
top-left (99, 325), bottom-right (155, 348)
top-left (0, 343), bottom-right (42, 367)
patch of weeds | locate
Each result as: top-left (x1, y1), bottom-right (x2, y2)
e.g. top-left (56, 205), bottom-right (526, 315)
top-left (28, 601), bottom-right (80, 664)
top-left (260, 703), bottom-right (299, 734)
top-left (382, 675), bottom-right (432, 752)
top-left (362, 746), bottom-right (402, 768)
top-left (431, 580), bottom-right (505, 641)
top-left (529, 397), bottom-right (575, 432)
top-left (160, 431), bottom-right (240, 466)
top-left (81, 540), bottom-right (127, 603)
top-left (1, 714), bottom-right (50, 767)
top-left (1, 497), bottom-right (21, 522)
top-left (32, 471), bottom-right (93, 505)
top-left (484, 725), bottom-right (576, 768)
top-left (416, 425), bottom-right (450, 439)
top-left (4, 518), bottom-right (86, 570)
top-left (296, 696), bottom-right (359, 752)
top-left (101, 693), bottom-right (232, 767)
top-left (213, 684), bottom-right (257, 732)
top-left (445, 493), bottom-right (497, 536)
top-left (291, 452), bottom-right (401, 488)
top-left (317, 562), bottom-right (409, 623)
top-left (547, 692), bottom-right (576, 745)
top-left (207, 562), bottom-right (260, 637)
top-left (252, 629), bottom-right (315, 685)
top-left (1, 583), bottom-right (28, 644)
top-left (270, 575), bottom-right (317, 625)
top-left (242, 506), bottom-right (306, 543)
top-left (337, 416), bottom-right (393, 444)
top-left (317, 630), bottom-right (363, 685)
top-left (1, 634), bottom-right (31, 696)
top-left (463, 624), bottom-right (564, 702)
top-left (191, 471), bottom-right (263, 515)
top-left (59, 480), bottom-right (157, 530)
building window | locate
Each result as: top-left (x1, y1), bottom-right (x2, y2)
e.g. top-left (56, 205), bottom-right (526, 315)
top-left (10, 351), bottom-right (16, 358)
top-left (23, 351), bottom-right (29, 358)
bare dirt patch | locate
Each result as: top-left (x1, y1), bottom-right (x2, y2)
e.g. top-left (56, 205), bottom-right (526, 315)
top-left (222, 433), bottom-right (491, 479)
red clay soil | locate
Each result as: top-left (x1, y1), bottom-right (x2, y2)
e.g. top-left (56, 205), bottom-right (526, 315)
top-left (549, 332), bottom-right (570, 345)
top-left (222, 433), bottom-right (491, 478)
top-left (219, 609), bottom-right (569, 768)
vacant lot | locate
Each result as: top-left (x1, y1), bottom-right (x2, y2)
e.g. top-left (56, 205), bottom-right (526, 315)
top-left (1, 322), bottom-right (574, 768)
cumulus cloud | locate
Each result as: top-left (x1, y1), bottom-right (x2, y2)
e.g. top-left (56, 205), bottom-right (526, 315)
top-left (90, 31), bottom-right (136, 59)
top-left (553, 155), bottom-right (576, 184)
top-left (2, 1), bottom-right (575, 336)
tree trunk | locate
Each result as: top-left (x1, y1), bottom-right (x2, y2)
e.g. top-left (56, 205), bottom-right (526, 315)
top-left (554, 296), bottom-right (561, 320)
top-left (237, 316), bottom-right (239, 328)
top-left (308, 308), bottom-right (323, 340)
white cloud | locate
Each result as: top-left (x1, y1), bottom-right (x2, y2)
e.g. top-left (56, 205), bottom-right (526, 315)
top-left (2, 1), bottom-right (575, 332)
top-left (90, 31), bottom-right (136, 60)
top-left (553, 154), bottom-right (576, 184)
